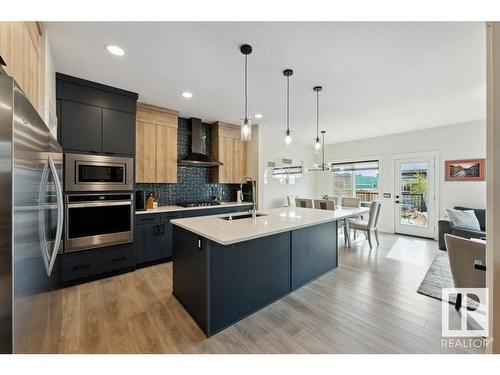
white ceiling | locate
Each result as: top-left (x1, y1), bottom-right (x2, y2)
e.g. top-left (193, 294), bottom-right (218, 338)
top-left (46, 22), bottom-right (486, 145)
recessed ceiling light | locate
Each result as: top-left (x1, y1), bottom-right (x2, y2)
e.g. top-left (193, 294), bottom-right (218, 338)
top-left (105, 44), bottom-right (125, 56)
top-left (182, 92), bottom-right (193, 99)
top-left (255, 113), bottom-right (263, 119)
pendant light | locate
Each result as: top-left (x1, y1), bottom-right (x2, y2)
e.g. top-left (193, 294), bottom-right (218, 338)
top-left (240, 44), bottom-right (252, 142)
top-left (313, 86), bottom-right (322, 153)
top-left (307, 130), bottom-right (331, 172)
top-left (283, 69), bottom-right (293, 147)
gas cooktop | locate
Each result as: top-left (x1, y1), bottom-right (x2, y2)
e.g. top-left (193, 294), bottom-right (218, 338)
top-left (177, 201), bottom-right (222, 208)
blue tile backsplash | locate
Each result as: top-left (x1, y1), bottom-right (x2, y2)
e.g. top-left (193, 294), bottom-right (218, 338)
top-left (136, 118), bottom-right (239, 205)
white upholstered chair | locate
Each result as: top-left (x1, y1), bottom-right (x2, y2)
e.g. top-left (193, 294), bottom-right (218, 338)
top-left (348, 200), bottom-right (382, 249)
top-left (341, 196), bottom-right (362, 208)
top-left (295, 198), bottom-right (314, 209)
top-left (314, 199), bottom-right (336, 210)
top-left (444, 234), bottom-right (486, 310)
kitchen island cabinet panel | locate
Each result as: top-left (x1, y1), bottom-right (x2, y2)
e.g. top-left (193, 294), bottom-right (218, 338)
top-left (172, 227), bottom-right (210, 333)
top-left (291, 221), bottom-right (338, 290)
top-left (209, 232), bottom-right (291, 335)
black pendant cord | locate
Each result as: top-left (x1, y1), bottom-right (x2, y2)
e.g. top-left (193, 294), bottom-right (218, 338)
top-left (316, 90), bottom-right (319, 140)
top-left (244, 54), bottom-right (248, 122)
top-left (286, 75), bottom-right (290, 133)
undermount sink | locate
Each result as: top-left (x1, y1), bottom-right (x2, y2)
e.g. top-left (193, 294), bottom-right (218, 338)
top-left (220, 213), bottom-right (267, 221)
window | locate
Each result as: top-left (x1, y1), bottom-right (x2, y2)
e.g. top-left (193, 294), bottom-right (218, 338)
top-left (331, 160), bottom-right (379, 202)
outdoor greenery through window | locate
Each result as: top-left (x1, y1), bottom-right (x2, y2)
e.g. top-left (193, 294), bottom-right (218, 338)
top-left (331, 160), bottom-right (379, 202)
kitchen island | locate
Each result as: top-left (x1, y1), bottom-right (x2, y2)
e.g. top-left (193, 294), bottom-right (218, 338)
top-left (171, 206), bottom-right (368, 337)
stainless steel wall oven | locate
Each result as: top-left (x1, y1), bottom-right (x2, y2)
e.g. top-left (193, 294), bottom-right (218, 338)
top-left (65, 153), bottom-right (133, 192)
top-left (65, 193), bottom-right (134, 252)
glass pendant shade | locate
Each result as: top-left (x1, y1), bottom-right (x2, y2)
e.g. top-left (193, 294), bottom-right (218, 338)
top-left (314, 136), bottom-right (321, 153)
top-left (241, 118), bottom-right (252, 141)
top-left (284, 129), bottom-right (292, 146)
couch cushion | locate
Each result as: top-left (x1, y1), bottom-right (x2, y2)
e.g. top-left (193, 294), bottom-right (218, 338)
top-left (454, 206), bottom-right (486, 231)
top-left (446, 208), bottom-right (481, 231)
top-left (451, 227), bottom-right (486, 240)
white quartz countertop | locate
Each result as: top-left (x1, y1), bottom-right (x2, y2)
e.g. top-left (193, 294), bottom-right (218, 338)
top-left (171, 206), bottom-right (369, 245)
top-left (135, 201), bottom-right (252, 215)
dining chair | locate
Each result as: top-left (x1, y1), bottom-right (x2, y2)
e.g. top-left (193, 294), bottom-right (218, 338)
top-left (322, 196), bottom-right (339, 205)
top-left (347, 200), bottom-right (382, 249)
top-left (287, 195), bottom-right (298, 207)
top-left (314, 199), bottom-right (336, 210)
top-left (444, 234), bottom-right (486, 310)
top-left (295, 198), bottom-right (313, 208)
top-left (341, 196), bottom-right (362, 208)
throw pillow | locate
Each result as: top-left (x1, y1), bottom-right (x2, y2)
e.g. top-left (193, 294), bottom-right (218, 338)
top-left (445, 208), bottom-right (481, 231)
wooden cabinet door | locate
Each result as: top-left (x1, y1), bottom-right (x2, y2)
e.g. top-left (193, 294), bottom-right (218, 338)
top-left (0, 22), bottom-right (43, 115)
top-left (60, 100), bottom-right (102, 153)
top-left (233, 139), bottom-right (247, 183)
top-left (156, 125), bottom-right (178, 183)
top-left (102, 108), bottom-right (136, 155)
top-left (220, 136), bottom-right (234, 183)
top-left (136, 121), bottom-right (156, 182)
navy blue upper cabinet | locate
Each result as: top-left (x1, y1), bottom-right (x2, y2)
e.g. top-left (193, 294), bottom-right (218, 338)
top-left (60, 100), bottom-right (102, 153)
top-left (56, 73), bottom-right (138, 155)
top-left (102, 109), bottom-right (136, 155)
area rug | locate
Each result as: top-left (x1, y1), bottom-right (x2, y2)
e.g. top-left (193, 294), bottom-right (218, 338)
top-left (417, 250), bottom-right (455, 302)
top-left (417, 250), bottom-right (478, 308)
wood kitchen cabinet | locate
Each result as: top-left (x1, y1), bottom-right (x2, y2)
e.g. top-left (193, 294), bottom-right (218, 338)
top-left (0, 22), bottom-right (44, 115)
top-left (211, 122), bottom-right (247, 183)
top-left (136, 103), bottom-right (178, 183)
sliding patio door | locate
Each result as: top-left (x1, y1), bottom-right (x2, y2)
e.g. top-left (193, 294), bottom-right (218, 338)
top-left (394, 156), bottom-right (437, 239)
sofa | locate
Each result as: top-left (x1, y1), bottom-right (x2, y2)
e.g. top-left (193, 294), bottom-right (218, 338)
top-left (438, 206), bottom-right (486, 250)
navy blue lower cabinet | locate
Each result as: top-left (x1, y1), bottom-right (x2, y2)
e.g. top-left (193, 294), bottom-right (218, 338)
top-left (62, 242), bottom-right (135, 283)
top-left (136, 213), bottom-right (181, 265)
top-left (209, 233), bottom-right (291, 334)
top-left (291, 221), bottom-right (338, 290)
top-left (172, 227), bottom-right (210, 333)
top-left (172, 221), bottom-right (338, 337)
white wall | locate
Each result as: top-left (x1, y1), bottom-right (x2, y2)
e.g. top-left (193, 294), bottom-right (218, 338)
top-left (321, 120), bottom-right (486, 233)
top-left (258, 124), bottom-right (319, 209)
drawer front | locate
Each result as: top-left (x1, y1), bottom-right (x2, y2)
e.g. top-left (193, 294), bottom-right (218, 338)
top-left (62, 243), bottom-right (135, 282)
top-left (136, 214), bottom-right (161, 225)
top-left (99, 243), bottom-right (135, 273)
top-left (62, 251), bottom-right (99, 281)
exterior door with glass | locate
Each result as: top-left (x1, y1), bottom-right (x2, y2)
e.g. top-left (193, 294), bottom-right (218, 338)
top-left (394, 156), bottom-right (436, 239)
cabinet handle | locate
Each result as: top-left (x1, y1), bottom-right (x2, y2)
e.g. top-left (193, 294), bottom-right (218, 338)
top-left (73, 263), bottom-right (90, 270)
top-left (112, 256), bottom-right (127, 263)
top-left (156, 224), bottom-right (165, 235)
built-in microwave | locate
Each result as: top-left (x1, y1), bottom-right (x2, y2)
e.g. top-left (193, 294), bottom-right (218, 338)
top-left (65, 153), bottom-right (133, 192)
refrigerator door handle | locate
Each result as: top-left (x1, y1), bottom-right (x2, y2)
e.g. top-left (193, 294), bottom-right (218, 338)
top-left (47, 154), bottom-right (63, 276)
top-left (38, 158), bottom-right (51, 275)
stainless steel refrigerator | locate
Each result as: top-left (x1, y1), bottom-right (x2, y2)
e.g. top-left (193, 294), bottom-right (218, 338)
top-left (0, 69), bottom-right (63, 353)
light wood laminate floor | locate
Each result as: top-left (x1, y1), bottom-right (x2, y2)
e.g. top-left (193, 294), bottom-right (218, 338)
top-left (52, 233), bottom-right (485, 354)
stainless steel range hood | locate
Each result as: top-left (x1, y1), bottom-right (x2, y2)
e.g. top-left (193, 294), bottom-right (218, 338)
top-left (178, 118), bottom-right (223, 167)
